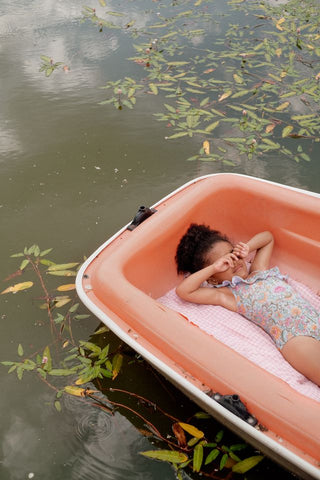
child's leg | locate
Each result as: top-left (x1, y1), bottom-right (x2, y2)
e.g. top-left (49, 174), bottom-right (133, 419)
top-left (282, 336), bottom-right (320, 386)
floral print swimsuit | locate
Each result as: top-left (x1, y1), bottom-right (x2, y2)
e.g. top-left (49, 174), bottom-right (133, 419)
top-left (215, 267), bottom-right (320, 350)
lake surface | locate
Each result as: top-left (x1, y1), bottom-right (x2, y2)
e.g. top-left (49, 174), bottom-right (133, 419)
top-left (1, 0), bottom-right (319, 479)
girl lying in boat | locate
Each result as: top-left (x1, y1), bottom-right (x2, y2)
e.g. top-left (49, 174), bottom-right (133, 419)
top-left (175, 224), bottom-right (320, 386)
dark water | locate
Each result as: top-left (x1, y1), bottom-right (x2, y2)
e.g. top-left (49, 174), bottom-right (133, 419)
top-left (0, 0), bottom-right (319, 479)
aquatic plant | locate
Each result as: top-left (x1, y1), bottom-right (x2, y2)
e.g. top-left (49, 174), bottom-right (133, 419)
top-left (81, 0), bottom-right (320, 166)
top-left (1, 245), bottom-right (264, 478)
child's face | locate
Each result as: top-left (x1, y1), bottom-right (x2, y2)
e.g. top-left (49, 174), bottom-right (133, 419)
top-left (205, 241), bottom-right (248, 284)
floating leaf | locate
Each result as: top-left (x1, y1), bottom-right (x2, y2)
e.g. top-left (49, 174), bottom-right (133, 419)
top-left (203, 140), bottom-right (210, 155)
top-left (40, 248), bottom-right (53, 257)
top-left (218, 90), bottom-right (232, 102)
top-left (220, 453), bottom-right (229, 470)
top-left (140, 450), bottom-right (188, 464)
top-left (112, 353), bottom-right (123, 379)
top-left (205, 449), bottom-right (220, 465)
top-left (178, 423), bottom-right (204, 439)
top-left (49, 368), bottom-right (77, 376)
top-left (282, 125), bottom-right (294, 137)
top-left (54, 297), bottom-right (71, 308)
top-left (172, 423), bottom-right (187, 447)
top-left (232, 455), bottom-right (264, 473)
top-left (69, 303), bottom-right (79, 313)
top-left (18, 344), bottom-right (24, 357)
top-left (99, 0), bottom-right (106, 5)
top-left (47, 270), bottom-right (77, 277)
top-left (19, 259), bottom-right (30, 270)
top-left (93, 325), bottom-right (109, 335)
top-left (57, 284), bottom-right (76, 291)
top-left (1, 281), bottom-right (33, 294)
top-left (233, 73), bottom-right (244, 84)
top-left (262, 138), bottom-right (280, 149)
top-left (205, 121), bottom-right (220, 133)
top-left (265, 124), bottom-right (276, 134)
top-left (167, 61), bottom-right (189, 66)
top-left (48, 263), bottom-right (79, 271)
top-left (166, 132), bottom-right (189, 139)
top-left (193, 444), bottom-right (203, 472)
top-left (54, 401), bottom-right (62, 412)
top-left (276, 102), bottom-right (290, 111)
top-left (64, 385), bottom-right (96, 396)
top-left (42, 345), bottom-right (52, 371)
top-left (149, 83), bottom-right (158, 95)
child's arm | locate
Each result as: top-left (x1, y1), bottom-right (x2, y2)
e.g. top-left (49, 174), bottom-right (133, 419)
top-left (176, 252), bottom-right (238, 307)
top-left (233, 231), bottom-right (274, 272)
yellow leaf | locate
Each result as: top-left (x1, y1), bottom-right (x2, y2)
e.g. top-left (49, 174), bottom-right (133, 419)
top-left (178, 422), bottom-right (204, 439)
top-left (75, 377), bottom-right (86, 385)
top-left (112, 353), bottom-right (123, 380)
top-left (48, 263), bottom-right (79, 271)
top-left (149, 83), bottom-right (158, 95)
top-left (282, 125), bottom-right (294, 137)
top-left (64, 385), bottom-right (97, 396)
top-left (265, 124), bottom-right (276, 133)
top-left (280, 71), bottom-right (287, 78)
top-left (55, 297), bottom-right (71, 308)
top-left (203, 140), bottom-right (210, 155)
top-left (63, 340), bottom-right (69, 348)
top-left (233, 73), bottom-right (244, 84)
top-left (218, 90), bottom-right (232, 102)
top-left (276, 101), bottom-right (290, 111)
top-left (275, 48), bottom-right (282, 57)
top-left (1, 281), bottom-right (33, 294)
top-left (276, 17), bottom-right (285, 30)
top-left (99, 0), bottom-right (106, 5)
top-left (57, 284), bottom-right (76, 292)
top-left (306, 44), bottom-right (314, 50)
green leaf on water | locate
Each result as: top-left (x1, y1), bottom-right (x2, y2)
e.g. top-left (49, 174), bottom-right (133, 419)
top-left (205, 120), bottom-right (220, 132)
top-left (232, 455), bottom-right (264, 473)
top-left (149, 83), bottom-right (158, 95)
top-left (47, 270), bottom-right (77, 277)
top-left (18, 344), bottom-right (24, 357)
top-left (193, 444), bottom-right (203, 472)
top-left (282, 125), bottom-right (294, 137)
top-left (166, 132), bottom-right (189, 139)
top-left (112, 353), bottom-right (123, 379)
top-left (140, 450), bottom-right (188, 464)
top-left (48, 263), bottom-right (79, 271)
top-left (205, 448), bottom-right (220, 465)
top-left (19, 259), bottom-right (30, 271)
top-left (219, 453), bottom-right (229, 470)
top-left (54, 400), bottom-right (62, 412)
top-left (69, 303), bottom-right (79, 313)
top-left (92, 325), bottom-right (109, 335)
top-left (40, 248), bottom-right (53, 257)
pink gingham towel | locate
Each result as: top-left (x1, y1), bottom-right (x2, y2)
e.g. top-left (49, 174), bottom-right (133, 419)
top-left (158, 277), bottom-right (320, 402)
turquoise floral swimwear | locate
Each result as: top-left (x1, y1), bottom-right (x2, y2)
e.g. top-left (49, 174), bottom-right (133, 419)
top-left (215, 267), bottom-right (320, 350)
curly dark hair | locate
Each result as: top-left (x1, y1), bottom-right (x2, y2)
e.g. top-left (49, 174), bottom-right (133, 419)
top-left (175, 223), bottom-right (230, 274)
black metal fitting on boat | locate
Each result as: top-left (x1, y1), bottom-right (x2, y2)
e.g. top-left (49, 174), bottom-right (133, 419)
top-left (127, 206), bottom-right (156, 231)
top-left (210, 392), bottom-right (258, 426)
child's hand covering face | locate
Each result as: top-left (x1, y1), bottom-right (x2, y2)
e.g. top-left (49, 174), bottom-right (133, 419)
top-left (212, 252), bottom-right (239, 273)
top-left (233, 242), bottom-right (249, 259)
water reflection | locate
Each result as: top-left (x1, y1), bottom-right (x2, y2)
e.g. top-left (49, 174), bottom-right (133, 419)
top-left (62, 394), bottom-right (174, 480)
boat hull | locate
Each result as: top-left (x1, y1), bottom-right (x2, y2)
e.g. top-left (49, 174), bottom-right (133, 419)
top-left (76, 174), bottom-right (320, 479)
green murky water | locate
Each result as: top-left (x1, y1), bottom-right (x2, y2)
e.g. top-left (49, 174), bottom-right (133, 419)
top-left (1, 0), bottom-right (319, 479)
